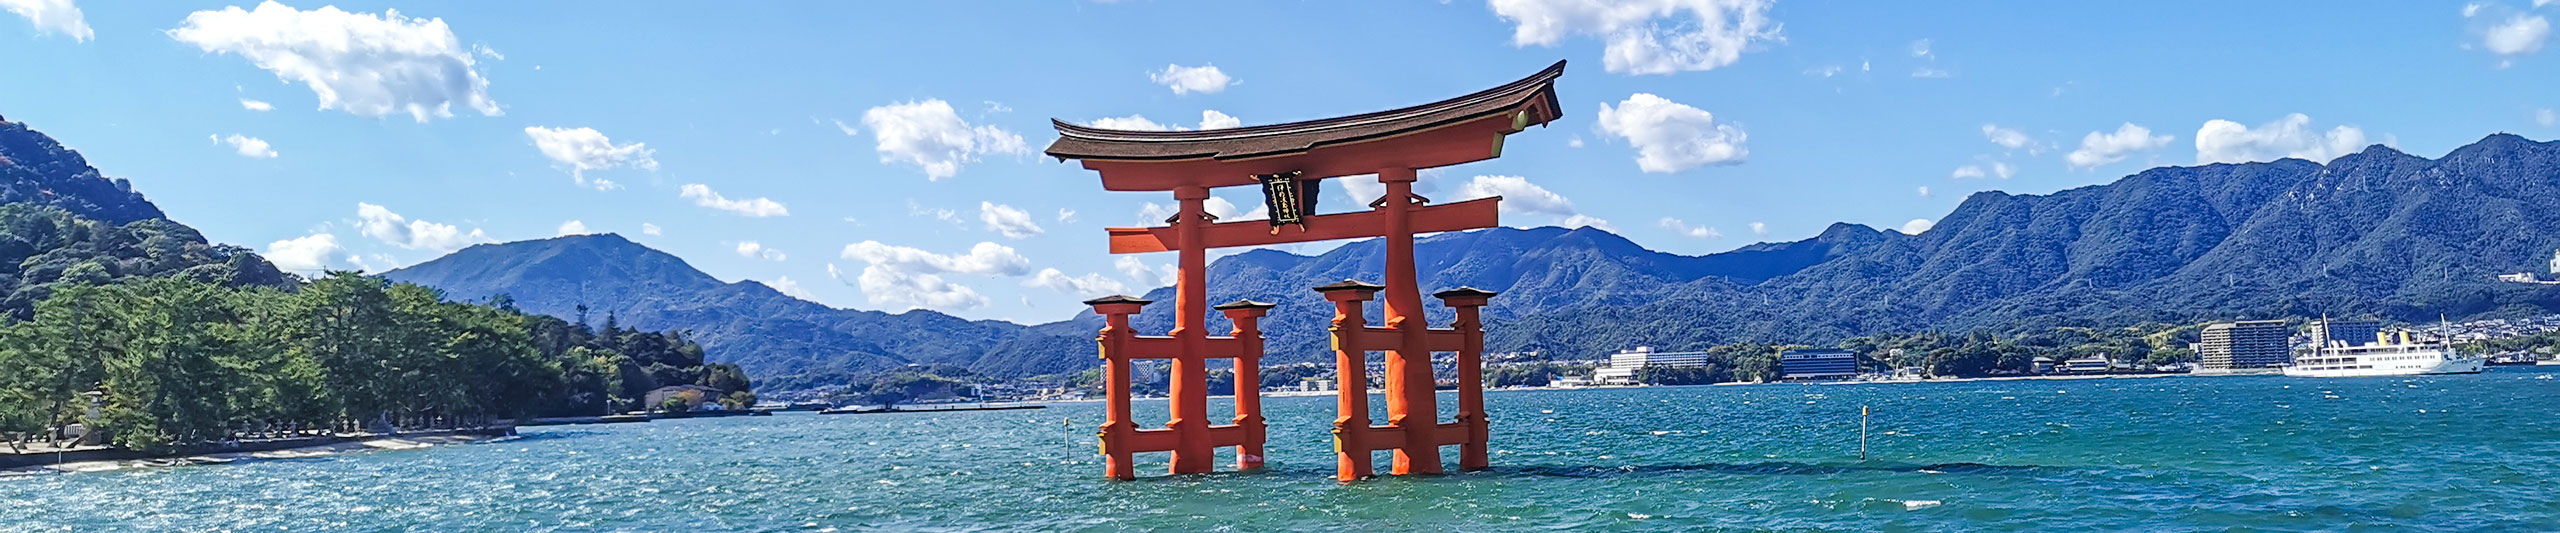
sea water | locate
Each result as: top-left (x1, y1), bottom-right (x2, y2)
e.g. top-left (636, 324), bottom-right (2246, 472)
top-left (7, 368), bottom-right (2560, 531)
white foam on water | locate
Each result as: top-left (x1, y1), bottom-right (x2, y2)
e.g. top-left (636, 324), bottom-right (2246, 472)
top-left (1901, 500), bottom-right (1942, 510)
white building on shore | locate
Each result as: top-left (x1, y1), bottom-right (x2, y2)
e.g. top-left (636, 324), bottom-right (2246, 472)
top-left (1593, 347), bottom-right (1711, 385)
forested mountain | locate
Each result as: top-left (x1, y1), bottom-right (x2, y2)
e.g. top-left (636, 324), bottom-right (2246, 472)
top-left (389, 134), bottom-right (2560, 388)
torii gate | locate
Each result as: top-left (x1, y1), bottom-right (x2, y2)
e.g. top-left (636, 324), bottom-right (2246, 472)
top-left (1047, 60), bottom-right (1566, 481)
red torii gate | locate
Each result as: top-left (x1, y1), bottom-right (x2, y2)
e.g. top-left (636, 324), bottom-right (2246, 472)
top-left (1047, 61), bottom-right (1566, 481)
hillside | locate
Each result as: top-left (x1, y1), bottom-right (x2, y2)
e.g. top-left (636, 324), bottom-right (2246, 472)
top-left (0, 116), bottom-right (289, 316)
top-left (387, 134), bottom-right (2560, 386)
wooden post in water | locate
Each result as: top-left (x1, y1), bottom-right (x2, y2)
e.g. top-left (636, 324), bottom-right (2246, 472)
top-left (1860, 405), bottom-right (1870, 461)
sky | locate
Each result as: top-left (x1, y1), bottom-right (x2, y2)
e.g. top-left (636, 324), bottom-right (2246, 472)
top-left (1, 1), bottom-right (2555, 324)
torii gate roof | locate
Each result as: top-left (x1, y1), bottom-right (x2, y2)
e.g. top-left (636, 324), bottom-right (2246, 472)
top-left (1045, 60), bottom-right (1566, 192)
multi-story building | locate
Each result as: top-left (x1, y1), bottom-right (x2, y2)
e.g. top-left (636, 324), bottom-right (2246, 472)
top-left (2198, 320), bottom-right (2291, 372)
top-left (1593, 347), bottom-right (1711, 384)
top-left (2310, 319), bottom-right (2383, 347)
top-left (1777, 349), bottom-right (1858, 380)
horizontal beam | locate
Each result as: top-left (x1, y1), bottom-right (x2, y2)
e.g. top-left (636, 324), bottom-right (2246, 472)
top-left (1121, 336), bottom-right (1245, 359)
top-left (1347, 327), bottom-right (1470, 353)
top-left (1106, 197), bottom-right (1501, 254)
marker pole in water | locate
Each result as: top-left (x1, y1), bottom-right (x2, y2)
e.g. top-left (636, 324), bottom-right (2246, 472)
top-left (1860, 405), bottom-right (1870, 461)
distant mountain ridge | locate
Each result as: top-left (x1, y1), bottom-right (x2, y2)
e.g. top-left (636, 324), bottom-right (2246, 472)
top-left (386, 134), bottom-right (2560, 386)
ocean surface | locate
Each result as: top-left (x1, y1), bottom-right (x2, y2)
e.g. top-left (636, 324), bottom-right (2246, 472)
top-left (8, 367), bottom-right (2560, 531)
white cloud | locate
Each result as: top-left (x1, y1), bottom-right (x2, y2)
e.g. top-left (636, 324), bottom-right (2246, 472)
top-left (679, 183), bottom-right (789, 217)
top-left (1149, 63), bottom-right (1234, 95)
top-left (1749, 221), bottom-right (1768, 236)
top-left (1910, 67), bottom-right (1951, 79)
top-left (1339, 175), bottom-right (1385, 206)
top-left (1137, 197), bottom-right (1246, 224)
top-left (1981, 124), bottom-right (2040, 154)
top-left (1024, 268), bottom-right (1129, 297)
top-left (524, 126), bottom-right (655, 190)
top-left (239, 98), bottom-right (273, 112)
top-left (1951, 165), bottom-right (1985, 180)
top-left (1901, 218), bottom-right (1936, 234)
top-left (767, 276), bottom-right (817, 302)
top-left (355, 203), bottom-right (488, 252)
top-left (214, 134), bottom-right (278, 158)
top-left (1453, 175), bottom-right (1576, 217)
top-left (838, 241), bottom-right (1027, 311)
top-left (1115, 256), bottom-right (1177, 287)
top-left (263, 232), bottom-right (341, 273)
top-left (1991, 160), bottom-right (2016, 179)
top-left (1803, 65), bottom-right (1842, 78)
top-left (841, 241), bottom-right (1031, 276)
top-left (1198, 110), bottom-right (1241, 130)
top-left (3, 0), bottom-right (89, 41)
top-left (2194, 114), bottom-right (2368, 165)
top-left (2470, 6), bottom-right (2551, 66)
top-left (862, 99), bottom-right (1027, 180)
top-left (832, 119), bottom-right (859, 137)
top-left (1568, 136), bottom-right (1586, 148)
top-left (1489, 0), bottom-right (1781, 75)
top-left (1658, 217), bottom-right (1720, 238)
top-left (169, 2), bottom-right (497, 121)
top-left (2539, 108), bottom-right (2559, 127)
top-left (1056, 208), bottom-right (1078, 223)
top-left (736, 241), bottom-right (786, 261)
top-left (1597, 93), bottom-right (1747, 172)
top-left (640, 222), bottom-right (662, 236)
top-left (979, 201), bottom-right (1044, 239)
top-left (1955, 159), bottom-right (2014, 179)
top-left (1561, 215), bottom-right (1614, 232)
top-left (556, 220), bottom-right (589, 236)
top-left (2065, 123), bottom-right (2173, 170)
top-left (1909, 38), bottom-right (1933, 59)
top-left (1917, 186), bottom-right (1932, 197)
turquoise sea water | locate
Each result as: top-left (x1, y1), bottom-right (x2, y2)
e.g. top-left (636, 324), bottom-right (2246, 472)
top-left (8, 368), bottom-right (2560, 531)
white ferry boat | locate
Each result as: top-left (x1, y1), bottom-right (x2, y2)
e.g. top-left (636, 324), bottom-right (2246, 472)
top-left (2284, 329), bottom-right (2483, 378)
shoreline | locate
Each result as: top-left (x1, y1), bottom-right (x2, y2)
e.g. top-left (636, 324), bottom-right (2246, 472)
top-left (0, 427), bottom-right (514, 475)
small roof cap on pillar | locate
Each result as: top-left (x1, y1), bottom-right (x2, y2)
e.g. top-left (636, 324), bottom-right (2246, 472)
top-left (1213, 299), bottom-right (1278, 311)
top-left (1082, 294), bottom-right (1154, 306)
top-left (1312, 280), bottom-right (1386, 293)
top-left (1433, 287), bottom-right (1500, 299)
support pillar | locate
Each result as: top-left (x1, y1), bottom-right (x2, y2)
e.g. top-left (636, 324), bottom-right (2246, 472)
top-left (1375, 168), bottom-right (1442, 475)
top-left (1316, 280), bottom-right (1383, 482)
top-left (1216, 299), bottom-right (1276, 470)
top-left (1083, 295), bottom-right (1151, 481)
top-left (1166, 186), bottom-right (1214, 475)
top-left (1436, 287), bottom-right (1497, 471)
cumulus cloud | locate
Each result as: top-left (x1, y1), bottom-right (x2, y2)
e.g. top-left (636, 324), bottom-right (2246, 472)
top-left (1149, 63), bottom-right (1234, 95)
top-left (736, 241), bottom-right (786, 261)
top-left (1658, 217), bottom-right (1720, 238)
top-left (1951, 160), bottom-right (2015, 179)
top-left (2193, 114), bottom-right (2369, 165)
top-left (3, 0), bottom-right (90, 41)
top-left (640, 222), bottom-right (662, 236)
top-left (1453, 175), bottom-right (1576, 217)
top-left (1198, 110), bottom-right (1241, 130)
top-left (1088, 110), bottom-right (1245, 132)
top-left (1597, 93), bottom-right (1747, 172)
top-left (524, 126), bottom-right (653, 190)
top-left (1951, 165), bottom-right (1985, 179)
top-left (862, 99), bottom-right (1027, 180)
top-left (839, 241), bottom-right (1029, 311)
top-left (1056, 208), bottom-right (1078, 223)
top-left (1749, 221), bottom-right (1768, 236)
top-left (1489, 0), bottom-right (1781, 75)
top-left (355, 203), bottom-right (488, 252)
top-left (1981, 124), bottom-right (2041, 154)
top-left (2065, 123), bottom-right (2173, 170)
top-left (679, 183), bottom-right (789, 217)
top-left (1024, 268), bottom-right (1129, 297)
top-left (978, 201), bottom-right (1044, 239)
top-left (1561, 215), bottom-right (1615, 232)
top-left (214, 134), bottom-right (277, 158)
top-left (1901, 218), bottom-right (1936, 234)
top-left (1115, 256), bottom-right (1177, 287)
top-left (1917, 186), bottom-right (1932, 197)
top-left (555, 220), bottom-right (589, 236)
top-left (263, 232), bottom-right (341, 273)
top-left (169, 2), bottom-right (497, 121)
top-left (2539, 108), bottom-right (2559, 127)
top-left (1137, 197), bottom-right (1246, 224)
top-left (2468, 4), bottom-right (2551, 66)
top-left (239, 98), bottom-right (273, 111)
top-left (767, 276), bottom-right (817, 302)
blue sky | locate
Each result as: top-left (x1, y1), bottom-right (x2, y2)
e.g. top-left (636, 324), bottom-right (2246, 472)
top-left (2, 1), bottom-right (2555, 323)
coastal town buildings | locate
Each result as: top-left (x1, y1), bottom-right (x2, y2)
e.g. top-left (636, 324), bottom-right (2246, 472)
top-left (1776, 349), bottom-right (1858, 380)
top-left (2198, 320), bottom-right (2291, 372)
top-left (2310, 319), bottom-right (2383, 347)
top-left (1594, 347), bottom-right (1712, 384)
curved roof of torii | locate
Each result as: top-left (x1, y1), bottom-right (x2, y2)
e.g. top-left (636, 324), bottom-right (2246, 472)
top-left (1045, 60), bottom-right (1567, 191)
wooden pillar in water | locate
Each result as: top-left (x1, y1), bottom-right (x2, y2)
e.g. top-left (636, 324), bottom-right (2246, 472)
top-left (1084, 295), bottom-right (1151, 481)
top-left (1317, 281), bottom-right (1382, 481)
top-left (1217, 299), bottom-right (1276, 470)
top-left (1437, 287), bottom-right (1497, 471)
top-left (1375, 168), bottom-right (1443, 475)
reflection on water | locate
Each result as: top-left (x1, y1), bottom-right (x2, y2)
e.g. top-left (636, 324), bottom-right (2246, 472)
top-left (7, 368), bottom-right (2560, 531)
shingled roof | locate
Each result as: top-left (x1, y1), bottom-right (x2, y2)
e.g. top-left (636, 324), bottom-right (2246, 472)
top-left (1046, 60), bottom-right (1567, 162)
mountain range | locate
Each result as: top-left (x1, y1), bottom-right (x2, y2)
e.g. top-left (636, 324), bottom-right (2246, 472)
top-left (385, 134), bottom-right (2560, 386)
